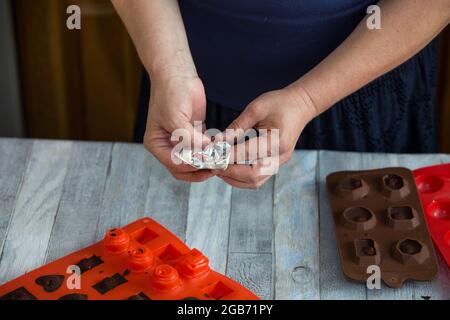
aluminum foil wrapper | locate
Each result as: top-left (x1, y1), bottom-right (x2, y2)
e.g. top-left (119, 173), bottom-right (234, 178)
top-left (175, 141), bottom-right (231, 170)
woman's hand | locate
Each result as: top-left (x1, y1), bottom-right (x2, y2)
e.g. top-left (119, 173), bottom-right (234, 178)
top-left (215, 86), bottom-right (317, 189)
top-left (112, 0), bottom-right (212, 182)
top-left (144, 73), bottom-right (213, 182)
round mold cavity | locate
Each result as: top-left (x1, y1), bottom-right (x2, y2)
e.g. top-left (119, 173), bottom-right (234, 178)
top-left (342, 207), bottom-right (376, 231)
top-left (344, 207), bottom-right (372, 222)
top-left (416, 175), bottom-right (444, 194)
top-left (444, 231), bottom-right (450, 246)
top-left (426, 201), bottom-right (450, 220)
top-left (399, 239), bottom-right (422, 255)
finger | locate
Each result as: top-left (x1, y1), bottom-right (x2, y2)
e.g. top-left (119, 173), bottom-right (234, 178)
top-left (145, 135), bottom-right (201, 173)
top-left (229, 132), bottom-right (279, 164)
top-left (215, 162), bottom-right (271, 184)
top-left (224, 102), bottom-right (267, 143)
top-left (173, 170), bottom-right (214, 183)
top-left (219, 175), bottom-right (272, 190)
top-left (173, 121), bottom-right (211, 150)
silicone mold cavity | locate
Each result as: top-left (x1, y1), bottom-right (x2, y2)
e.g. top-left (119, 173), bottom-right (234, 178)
top-left (414, 163), bottom-right (450, 269)
top-left (416, 175), bottom-right (444, 194)
top-left (426, 201), bottom-right (450, 220)
top-left (341, 207), bottom-right (376, 231)
top-left (387, 206), bottom-right (419, 230)
top-left (393, 239), bottom-right (429, 265)
top-left (353, 239), bottom-right (381, 266)
top-left (381, 174), bottom-right (410, 201)
top-left (337, 176), bottom-right (369, 200)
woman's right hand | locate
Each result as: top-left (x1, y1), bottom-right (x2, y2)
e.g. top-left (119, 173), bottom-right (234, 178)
top-left (143, 73), bottom-right (214, 182)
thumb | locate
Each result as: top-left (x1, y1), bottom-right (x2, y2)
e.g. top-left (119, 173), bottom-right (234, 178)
top-left (225, 102), bottom-right (266, 144)
top-left (171, 120), bottom-right (211, 150)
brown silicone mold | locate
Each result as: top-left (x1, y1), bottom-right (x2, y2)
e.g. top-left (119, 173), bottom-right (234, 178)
top-left (327, 167), bottom-right (438, 288)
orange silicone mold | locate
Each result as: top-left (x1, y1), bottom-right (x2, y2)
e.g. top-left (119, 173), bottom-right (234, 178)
top-left (414, 163), bottom-right (450, 268)
top-left (0, 218), bottom-right (259, 300)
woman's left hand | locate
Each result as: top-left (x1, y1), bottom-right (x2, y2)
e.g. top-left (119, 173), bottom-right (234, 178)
top-left (215, 85), bottom-right (317, 189)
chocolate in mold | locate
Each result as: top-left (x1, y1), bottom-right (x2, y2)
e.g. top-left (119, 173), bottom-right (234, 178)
top-left (76, 255), bottom-right (104, 274)
top-left (58, 293), bottom-right (88, 300)
top-left (327, 167), bottom-right (438, 288)
top-left (92, 273), bottom-right (127, 295)
top-left (0, 287), bottom-right (36, 300)
top-left (128, 292), bottom-right (151, 300)
top-left (35, 275), bottom-right (65, 292)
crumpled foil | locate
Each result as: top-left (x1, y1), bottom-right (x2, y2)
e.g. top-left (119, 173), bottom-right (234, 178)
top-left (175, 141), bottom-right (231, 170)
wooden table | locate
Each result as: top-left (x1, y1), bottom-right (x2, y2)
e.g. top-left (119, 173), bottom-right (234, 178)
top-left (0, 138), bottom-right (449, 300)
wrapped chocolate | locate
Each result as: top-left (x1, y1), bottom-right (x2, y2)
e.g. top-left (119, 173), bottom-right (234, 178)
top-left (175, 141), bottom-right (231, 170)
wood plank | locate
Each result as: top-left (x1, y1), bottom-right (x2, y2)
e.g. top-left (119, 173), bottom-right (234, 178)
top-left (395, 153), bottom-right (450, 300)
top-left (145, 158), bottom-right (191, 241)
top-left (95, 143), bottom-right (152, 240)
top-left (45, 142), bottom-right (112, 263)
top-left (228, 178), bottom-right (274, 253)
top-left (0, 140), bottom-right (72, 284)
top-left (185, 177), bottom-right (232, 274)
top-left (0, 139), bottom-right (31, 256)
top-left (318, 151), bottom-right (368, 300)
top-left (226, 253), bottom-right (272, 300)
top-left (273, 151), bottom-right (320, 300)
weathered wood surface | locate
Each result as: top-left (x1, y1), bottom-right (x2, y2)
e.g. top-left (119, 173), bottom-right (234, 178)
top-left (0, 138), bottom-right (449, 299)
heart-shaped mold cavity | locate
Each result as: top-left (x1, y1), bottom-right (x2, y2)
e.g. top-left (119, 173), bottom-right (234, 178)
top-left (35, 275), bottom-right (64, 293)
top-left (416, 175), bottom-right (444, 194)
top-left (426, 201), bottom-right (450, 220)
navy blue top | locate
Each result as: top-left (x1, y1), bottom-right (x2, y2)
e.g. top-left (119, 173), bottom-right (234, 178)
top-left (179, 0), bottom-right (377, 110)
top-left (135, 1), bottom-right (438, 153)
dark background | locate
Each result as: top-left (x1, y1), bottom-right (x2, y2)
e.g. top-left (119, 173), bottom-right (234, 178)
top-left (1, 0), bottom-right (449, 151)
